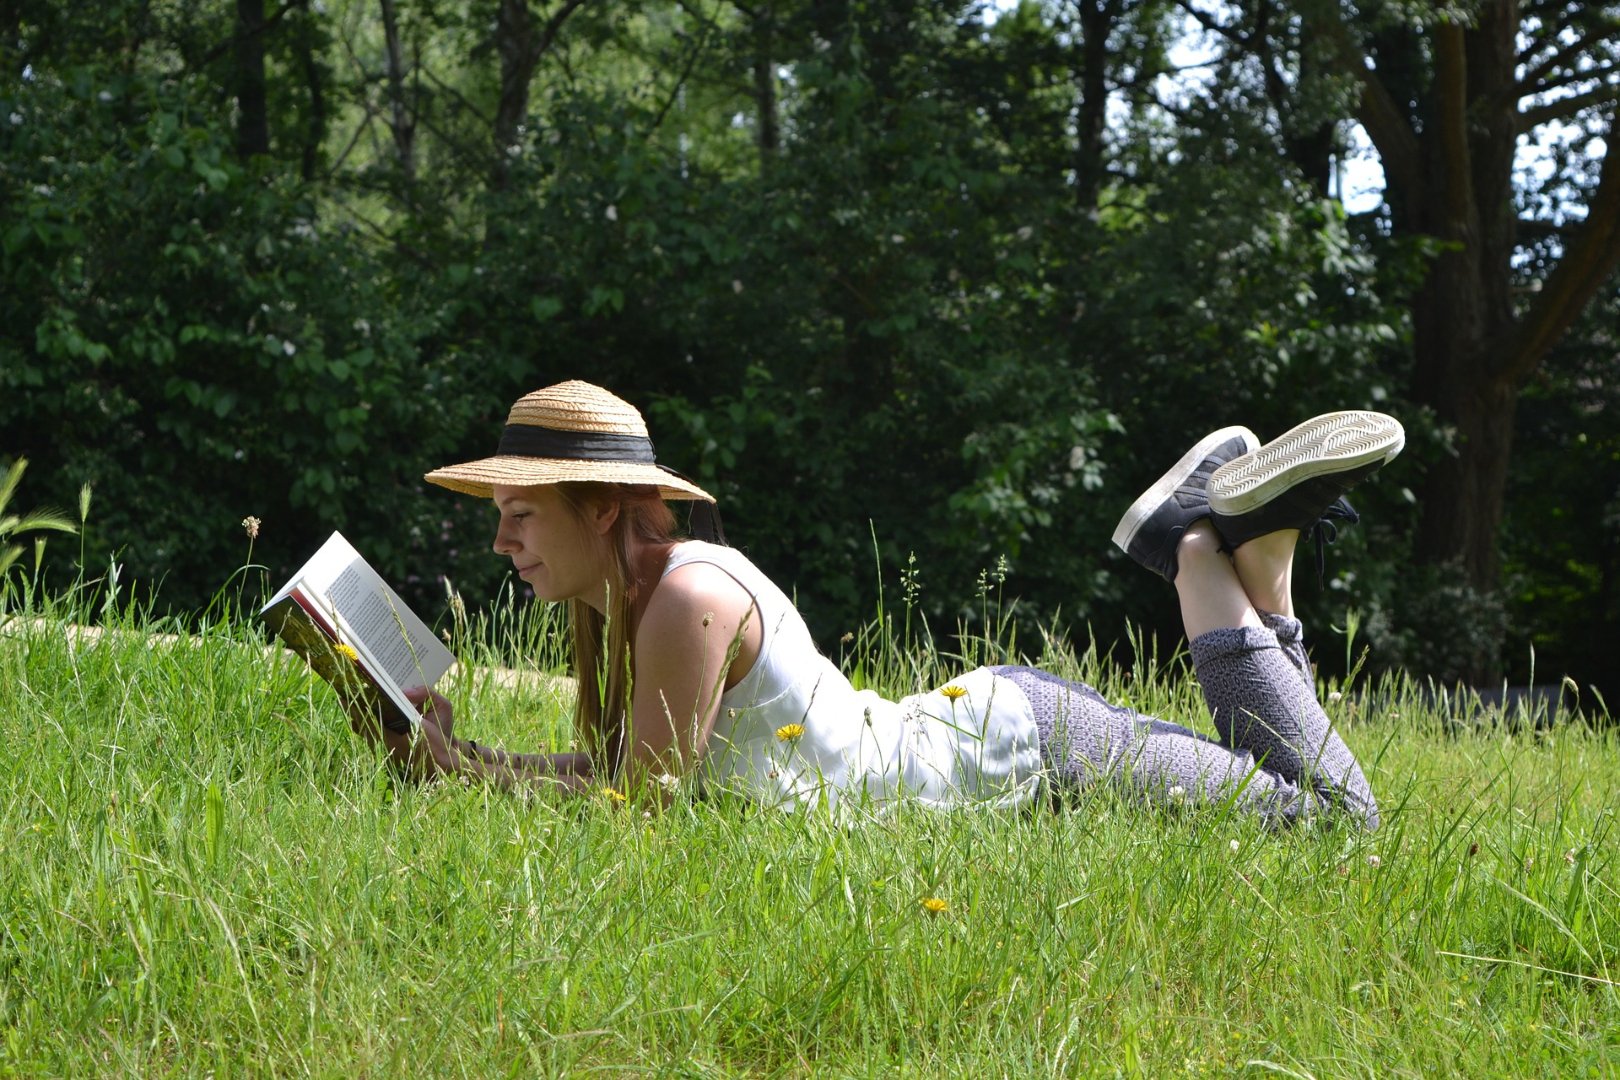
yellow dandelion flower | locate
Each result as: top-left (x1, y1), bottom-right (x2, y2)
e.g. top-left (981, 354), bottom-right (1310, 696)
top-left (775, 723), bottom-right (806, 741)
top-left (921, 896), bottom-right (949, 915)
top-left (334, 643), bottom-right (359, 662)
top-left (601, 786), bottom-right (627, 804)
top-left (940, 685), bottom-right (967, 701)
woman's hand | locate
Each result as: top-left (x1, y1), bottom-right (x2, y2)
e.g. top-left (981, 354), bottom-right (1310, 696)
top-left (402, 686), bottom-right (459, 776)
top-left (347, 685), bottom-right (461, 779)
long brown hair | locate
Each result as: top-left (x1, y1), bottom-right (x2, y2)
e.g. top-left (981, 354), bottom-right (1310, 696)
top-left (553, 482), bottom-right (678, 773)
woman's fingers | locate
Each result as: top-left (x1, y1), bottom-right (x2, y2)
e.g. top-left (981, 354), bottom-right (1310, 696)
top-left (404, 685), bottom-right (449, 719)
top-left (398, 686), bottom-right (458, 774)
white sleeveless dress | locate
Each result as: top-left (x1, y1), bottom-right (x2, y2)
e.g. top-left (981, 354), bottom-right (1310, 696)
top-left (663, 542), bottom-right (1043, 812)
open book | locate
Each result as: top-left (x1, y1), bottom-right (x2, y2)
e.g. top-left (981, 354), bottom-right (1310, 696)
top-left (261, 531), bottom-right (454, 734)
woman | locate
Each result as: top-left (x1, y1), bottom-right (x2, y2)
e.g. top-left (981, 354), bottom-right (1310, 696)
top-left (358, 380), bottom-right (1398, 827)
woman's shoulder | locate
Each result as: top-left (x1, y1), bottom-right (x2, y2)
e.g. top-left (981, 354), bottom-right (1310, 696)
top-left (658, 553), bottom-right (751, 604)
top-left (642, 547), bottom-right (764, 680)
top-left (663, 541), bottom-right (774, 595)
top-left (651, 544), bottom-right (758, 621)
top-left (663, 539), bottom-right (753, 573)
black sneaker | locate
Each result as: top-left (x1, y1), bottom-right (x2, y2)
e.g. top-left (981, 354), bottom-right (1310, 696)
top-left (1112, 425), bottom-right (1260, 581)
top-left (1208, 411), bottom-right (1404, 549)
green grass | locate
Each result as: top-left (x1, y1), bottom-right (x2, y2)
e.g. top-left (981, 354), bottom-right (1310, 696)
top-left (2, 582), bottom-right (1618, 1077)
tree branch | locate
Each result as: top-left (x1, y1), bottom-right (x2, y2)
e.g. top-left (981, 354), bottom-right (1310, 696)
top-left (647, 18), bottom-right (717, 136)
top-left (1176, 0), bottom-right (1248, 48)
top-left (1516, 217), bottom-right (1570, 243)
top-left (199, 0), bottom-right (300, 66)
top-left (1523, 61), bottom-right (1620, 100)
top-left (325, 108), bottom-right (379, 178)
top-left (419, 63), bottom-right (494, 127)
top-left (1517, 22), bottom-right (1620, 97)
top-left (674, 0), bottom-right (729, 35)
top-left (1494, 119), bottom-right (1620, 384)
top-left (1518, 81), bottom-right (1620, 131)
top-left (1302, 6), bottom-right (1423, 198)
top-left (416, 114), bottom-right (495, 170)
top-left (536, 0), bottom-right (592, 59)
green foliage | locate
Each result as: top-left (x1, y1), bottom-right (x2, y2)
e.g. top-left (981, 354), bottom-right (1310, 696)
top-left (1498, 292), bottom-right (1620, 692)
top-left (1362, 560), bottom-right (1512, 688)
top-left (2, 0), bottom-right (1615, 698)
top-left (0, 56), bottom-right (502, 613)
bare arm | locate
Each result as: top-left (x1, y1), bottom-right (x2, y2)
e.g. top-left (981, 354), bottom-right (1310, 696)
top-left (619, 562), bottom-right (759, 794)
top-left (355, 564), bottom-right (758, 798)
top-left (455, 740), bottom-right (593, 778)
top-left (353, 687), bottom-right (597, 793)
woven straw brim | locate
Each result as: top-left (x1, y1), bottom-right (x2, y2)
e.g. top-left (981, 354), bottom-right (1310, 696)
top-left (425, 455), bottom-right (714, 502)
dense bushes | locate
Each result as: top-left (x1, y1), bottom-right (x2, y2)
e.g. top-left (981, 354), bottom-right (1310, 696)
top-left (3, 1), bottom-right (1615, 700)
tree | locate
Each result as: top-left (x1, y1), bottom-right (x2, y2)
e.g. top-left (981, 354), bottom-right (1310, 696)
top-left (1180, 0), bottom-right (1620, 680)
top-left (235, 0), bottom-right (272, 157)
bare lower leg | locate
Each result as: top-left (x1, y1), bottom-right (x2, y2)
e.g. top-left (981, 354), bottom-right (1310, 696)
top-left (1175, 520), bottom-right (1263, 640)
top-left (1231, 530), bottom-right (1300, 618)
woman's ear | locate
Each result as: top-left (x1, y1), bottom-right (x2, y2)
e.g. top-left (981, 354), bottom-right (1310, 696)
top-left (591, 498), bottom-right (622, 535)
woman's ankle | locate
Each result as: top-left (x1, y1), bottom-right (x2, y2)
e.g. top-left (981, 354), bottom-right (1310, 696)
top-left (1231, 529), bottom-right (1298, 617)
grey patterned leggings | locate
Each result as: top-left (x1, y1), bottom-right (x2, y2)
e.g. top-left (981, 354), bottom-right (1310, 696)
top-left (991, 613), bottom-right (1379, 827)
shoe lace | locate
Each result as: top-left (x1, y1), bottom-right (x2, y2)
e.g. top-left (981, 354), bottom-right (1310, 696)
top-left (1310, 497), bottom-right (1360, 589)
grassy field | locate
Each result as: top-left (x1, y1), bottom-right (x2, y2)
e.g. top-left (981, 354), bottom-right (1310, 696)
top-left (2, 581), bottom-right (1617, 1077)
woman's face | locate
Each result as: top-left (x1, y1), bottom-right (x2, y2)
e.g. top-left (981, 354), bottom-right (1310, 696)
top-left (491, 484), bottom-right (612, 606)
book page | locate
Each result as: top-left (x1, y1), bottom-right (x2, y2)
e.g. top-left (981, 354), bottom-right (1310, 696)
top-left (262, 531), bottom-right (454, 730)
top-left (327, 562), bottom-right (450, 691)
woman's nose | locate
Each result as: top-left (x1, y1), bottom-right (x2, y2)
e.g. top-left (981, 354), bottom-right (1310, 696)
top-left (493, 522), bottom-right (518, 554)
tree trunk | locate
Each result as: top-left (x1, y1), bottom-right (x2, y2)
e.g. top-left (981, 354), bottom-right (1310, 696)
top-left (1389, 3), bottom-right (1620, 681)
top-left (491, 0), bottom-right (538, 193)
top-left (489, 0), bottom-right (589, 192)
top-left (379, 0), bottom-right (416, 184)
top-left (1380, 14), bottom-right (1515, 679)
top-left (1074, 0), bottom-right (1112, 213)
top-left (752, 5), bottom-right (778, 165)
top-left (235, 0), bottom-right (270, 159)
top-left (295, 0), bottom-right (327, 182)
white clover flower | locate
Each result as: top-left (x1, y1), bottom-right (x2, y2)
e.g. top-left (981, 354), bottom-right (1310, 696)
top-left (1328, 691), bottom-right (1343, 702)
top-left (1168, 785), bottom-right (1187, 802)
top-left (1366, 854), bottom-right (1382, 868)
top-left (1229, 839), bottom-right (1240, 853)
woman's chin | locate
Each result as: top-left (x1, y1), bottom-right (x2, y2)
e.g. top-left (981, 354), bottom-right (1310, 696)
top-left (527, 575), bottom-right (567, 602)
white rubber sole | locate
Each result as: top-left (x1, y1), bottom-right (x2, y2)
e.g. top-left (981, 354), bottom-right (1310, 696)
top-left (1207, 411), bottom-right (1405, 514)
top-left (1111, 425), bottom-right (1259, 553)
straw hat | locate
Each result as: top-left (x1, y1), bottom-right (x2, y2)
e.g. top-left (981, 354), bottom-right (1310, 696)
top-left (424, 381), bottom-right (715, 503)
